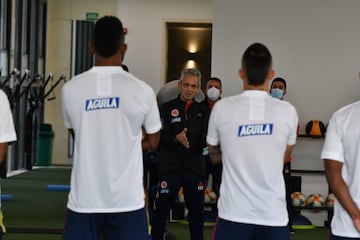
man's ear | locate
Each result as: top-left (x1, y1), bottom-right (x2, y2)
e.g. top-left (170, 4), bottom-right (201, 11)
top-left (267, 69), bottom-right (275, 80)
top-left (239, 68), bottom-right (248, 87)
top-left (120, 43), bottom-right (127, 57)
top-left (89, 41), bottom-right (95, 54)
top-left (264, 70), bottom-right (274, 92)
top-left (238, 68), bottom-right (245, 80)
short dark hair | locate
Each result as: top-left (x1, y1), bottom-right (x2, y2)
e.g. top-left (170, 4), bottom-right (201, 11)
top-left (208, 77), bottom-right (222, 88)
top-left (241, 43), bottom-right (272, 86)
top-left (271, 77), bottom-right (287, 90)
top-left (93, 16), bottom-right (124, 58)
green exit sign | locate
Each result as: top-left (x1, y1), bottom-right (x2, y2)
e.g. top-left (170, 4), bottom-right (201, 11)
top-left (86, 12), bottom-right (99, 21)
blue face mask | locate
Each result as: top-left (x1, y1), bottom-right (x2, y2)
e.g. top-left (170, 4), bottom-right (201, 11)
top-left (271, 88), bottom-right (284, 99)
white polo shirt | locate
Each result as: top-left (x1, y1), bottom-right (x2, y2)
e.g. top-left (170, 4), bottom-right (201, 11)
top-left (321, 100), bottom-right (360, 238)
top-left (207, 90), bottom-right (298, 226)
top-left (62, 66), bottom-right (161, 213)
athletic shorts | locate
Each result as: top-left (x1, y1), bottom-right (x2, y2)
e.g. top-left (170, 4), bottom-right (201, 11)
top-left (330, 233), bottom-right (360, 240)
top-left (212, 218), bottom-right (290, 240)
top-left (63, 207), bottom-right (151, 240)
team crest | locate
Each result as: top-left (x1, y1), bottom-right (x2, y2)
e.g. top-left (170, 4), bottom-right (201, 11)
top-left (197, 181), bottom-right (204, 191)
top-left (171, 109), bottom-right (179, 117)
top-left (160, 181), bottom-right (168, 189)
top-left (160, 181), bottom-right (169, 194)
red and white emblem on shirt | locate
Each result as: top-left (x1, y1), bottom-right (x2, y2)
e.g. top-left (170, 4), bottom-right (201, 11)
top-left (171, 109), bottom-right (179, 117)
top-left (197, 181), bottom-right (204, 191)
top-left (160, 181), bottom-right (168, 189)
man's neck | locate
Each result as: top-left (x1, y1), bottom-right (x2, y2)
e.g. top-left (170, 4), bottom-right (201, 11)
top-left (180, 96), bottom-right (194, 103)
top-left (95, 59), bottom-right (122, 67)
top-left (94, 53), bottom-right (123, 67)
top-left (243, 79), bottom-right (269, 92)
top-left (244, 85), bottom-right (268, 91)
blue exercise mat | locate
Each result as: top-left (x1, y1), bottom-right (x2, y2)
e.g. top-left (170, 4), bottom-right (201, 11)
top-left (1, 194), bottom-right (12, 201)
top-left (46, 184), bottom-right (70, 192)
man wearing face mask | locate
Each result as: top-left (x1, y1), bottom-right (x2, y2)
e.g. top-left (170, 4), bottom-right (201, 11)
top-left (270, 77), bottom-right (286, 100)
top-left (201, 78), bottom-right (223, 197)
top-left (270, 77), bottom-right (295, 235)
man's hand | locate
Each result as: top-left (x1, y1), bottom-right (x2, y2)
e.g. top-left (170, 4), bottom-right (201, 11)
top-left (176, 128), bottom-right (190, 149)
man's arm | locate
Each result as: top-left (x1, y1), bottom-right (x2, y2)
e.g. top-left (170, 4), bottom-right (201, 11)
top-left (0, 142), bottom-right (8, 164)
top-left (142, 130), bottom-right (160, 152)
top-left (208, 145), bottom-right (221, 165)
top-left (325, 159), bottom-right (360, 232)
top-left (283, 145), bottom-right (294, 163)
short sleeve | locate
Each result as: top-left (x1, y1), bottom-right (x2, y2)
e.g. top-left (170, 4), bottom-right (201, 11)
top-left (287, 106), bottom-right (298, 146)
top-left (143, 84), bottom-right (161, 134)
top-left (61, 84), bottom-right (72, 129)
top-left (321, 115), bottom-right (344, 162)
top-left (206, 102), bottom-right (220, 146)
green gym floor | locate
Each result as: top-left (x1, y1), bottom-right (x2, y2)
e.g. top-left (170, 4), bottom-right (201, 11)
top-left (1, 167), bottom-right (330, 240)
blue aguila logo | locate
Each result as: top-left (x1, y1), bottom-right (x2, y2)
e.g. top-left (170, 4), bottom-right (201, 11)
top-left (85, 97), bottom-right (120, 111)
top-left (238, 123), bottom-right (273, 137)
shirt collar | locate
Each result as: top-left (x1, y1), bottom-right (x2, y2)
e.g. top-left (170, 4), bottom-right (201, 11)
top-left (242, 90), bottom-right (269, 97)
top-left (90, 66), bottom-right (124, 74)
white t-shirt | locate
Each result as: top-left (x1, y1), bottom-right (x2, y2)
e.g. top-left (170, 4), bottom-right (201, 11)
top-left (207, 90), bottom-right (298, 226)
top-left (321, 100), bottom-right (360, 238)
top-left (0, 89), bottom-right (17, 207)
top-left (0, 90), bottom-right (17, 143)
top-left (61, 66), bottom-right (161, 213)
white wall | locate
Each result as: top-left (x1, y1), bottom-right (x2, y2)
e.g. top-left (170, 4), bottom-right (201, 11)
top-left (117, 0), bottom-right (213, 93)
top-left (47, 0), bottom-right (360, 168)
top-left (212, 0), bottom-right (360, 171)
top-left (45, 0), bottom-right (212, 165)
top-left (212, 0), bottom-right (360, 130)
top-left (46, 0), bottom-right (119, 164)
